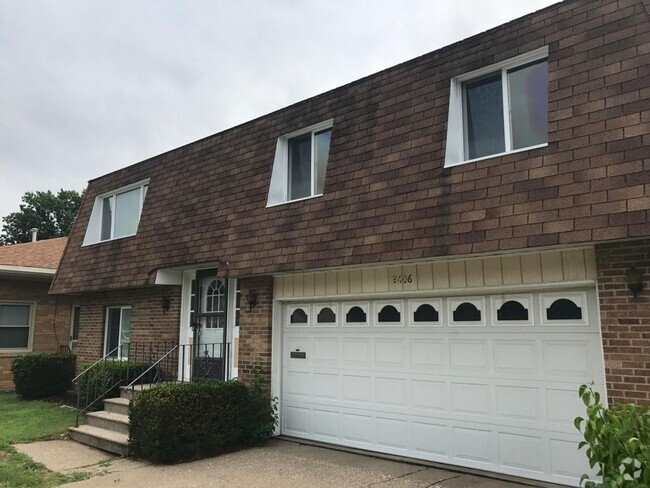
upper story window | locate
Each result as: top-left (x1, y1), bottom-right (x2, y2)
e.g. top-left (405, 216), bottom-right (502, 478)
top-left (83, 180), bottom-right (149, 246)
top-left (445, 47), bottom-right (548, 167)
top-left (267, 120), bottom-right (333, 206)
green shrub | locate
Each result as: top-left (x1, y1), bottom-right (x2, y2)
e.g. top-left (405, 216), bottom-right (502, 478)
top-left (575, 383), bottom-right (650, 487)
top-left (11, 353), bottom-right (76, 400)
top-left (77, 361), bottom-right (156, 410)
top-left (129, 379), bottom-right (278, 463)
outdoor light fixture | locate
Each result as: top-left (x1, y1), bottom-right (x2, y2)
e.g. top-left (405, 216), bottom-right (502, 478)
top-left (247, 289), bottom-right (259, 312)
top-left (161, 297), bottom-right (171, 314)
top-left (624, 267), bottom-right (644, 298)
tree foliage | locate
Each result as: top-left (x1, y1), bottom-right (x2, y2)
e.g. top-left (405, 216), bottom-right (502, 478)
top-left (0, 190), bottom-right (83, 245)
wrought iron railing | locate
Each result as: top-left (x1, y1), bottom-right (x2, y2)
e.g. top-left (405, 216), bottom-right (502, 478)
top-left (125, 342), bottom-right (232, 393)
top-left (73, 341), bottom-right (232, 426)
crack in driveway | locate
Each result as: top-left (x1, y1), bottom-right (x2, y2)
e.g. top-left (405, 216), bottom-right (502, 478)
top-left (425, 473), bottom-right (464, 487)
top-left (364, 466), bottom-right (431, 487)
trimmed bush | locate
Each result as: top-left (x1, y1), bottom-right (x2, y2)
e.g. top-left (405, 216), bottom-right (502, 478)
top-left (77, 361), bottom-right (157, 410)
top-left (129, 379), bottom-right (278, 463)
top-left (576, 383), bottom-right (650, 487)
top-left (11, 353), bottom-right (76, 400)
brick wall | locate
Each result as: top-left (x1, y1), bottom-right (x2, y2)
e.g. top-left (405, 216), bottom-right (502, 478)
top-left (596, 238), bottom-right (650, 405)
top-left (238, 276), bottom-right (273, 388)
top-left (75, 285), bottom-right (181, 367)
top-left (0, 277), bottom-right (72, 389)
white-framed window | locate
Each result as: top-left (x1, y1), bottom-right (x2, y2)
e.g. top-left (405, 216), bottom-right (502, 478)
top-left (448, 297), bottom-right (486, 327)
top-left (0, 302), bottom-right (34, 351)
top-left (374, 300), bottom-right (404, 327)
top-left (343, 302), bottom-right (369, 327)
top-left (408, 299), bottom-right (442, 327)
top-left (104, 306), bottom-right (131, 359)
top-left (444, 47), bottom-right (549, 167)
top-left (314, 303), bottom-right (338, 327)
top-left (540, 292), bottom-right (588, 326)
top-left (267, 120), bottom-right (333, 206)
top-left (287, 304), bottom-right (311, 328)
top-left (83, 180), bottom-right (149, 245)
top-left (491, 294), bottom-right (533, 326)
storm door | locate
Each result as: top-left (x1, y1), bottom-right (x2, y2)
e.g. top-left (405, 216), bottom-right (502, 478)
top-left (191, 270), bottom-right (228, 381)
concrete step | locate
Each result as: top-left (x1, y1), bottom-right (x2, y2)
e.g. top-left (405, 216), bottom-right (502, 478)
top-left (69, 425), bottom-right (128, 456)
top-left (87, 410), bottom-right (130, 436)
top-left (120, 383), bottom-right (156, 400)
top-left (104, 397), bottom-right (130, 416)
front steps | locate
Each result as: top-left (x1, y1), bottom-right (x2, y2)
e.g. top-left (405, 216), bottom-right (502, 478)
top-left (69, 386), bottom-right (145, 456)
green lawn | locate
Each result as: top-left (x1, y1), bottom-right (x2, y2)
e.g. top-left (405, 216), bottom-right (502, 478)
top-left (0, 393), bottom-right (88, 487)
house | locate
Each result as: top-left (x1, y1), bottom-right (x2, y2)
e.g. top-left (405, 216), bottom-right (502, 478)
top-left (0, 237), bottom-right (75, 389)
top-left (51, 0), bottom-right (649, 484)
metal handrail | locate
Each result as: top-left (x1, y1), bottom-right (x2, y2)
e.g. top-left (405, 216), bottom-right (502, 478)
top-left (125, 345), bottom-right (179, 392)
top-left (72, 342), bottom-right (125, 383)
top-left (73, 342), bottom-right (128, 427)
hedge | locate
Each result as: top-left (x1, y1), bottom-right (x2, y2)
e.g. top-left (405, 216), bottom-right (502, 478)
top-left (11, 353), bottom-right (76, 400)
top-left (129, 379), bottom-right (277, 463)
top-left (77, 360), bottom-right (157, 410)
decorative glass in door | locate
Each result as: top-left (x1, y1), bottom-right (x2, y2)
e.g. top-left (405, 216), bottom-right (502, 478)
top-left (192, 272), bottom-right (227, 381)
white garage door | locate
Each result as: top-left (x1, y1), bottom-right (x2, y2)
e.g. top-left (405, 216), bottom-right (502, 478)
top-left (280, 288), bottom-right (605, 486)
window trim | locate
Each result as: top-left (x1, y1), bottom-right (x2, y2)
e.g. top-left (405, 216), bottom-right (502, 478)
top-left (444, 46), bottom-right (549, 167)
top-left (82, 179), bottom-right (150, 246)
top-left (0, 301), bottom-right (35, 353)
top-left (266, 119), bottom-right (333, 207)
top-left (103, 305), bottom-right (132, 359)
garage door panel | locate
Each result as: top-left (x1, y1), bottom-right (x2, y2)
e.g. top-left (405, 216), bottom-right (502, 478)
top-left (411, 379), bottom-right (446, 412)
top-left (312, 372), bottom-right (339, 400)
top-left (375, 377), bottom-right (408, 408)
top-left (312, 409), bottom-right (339, 440)
top-left (449, 340), bottom-right (488, 371)
top-left (452, 426), bottom-right (493, 464)
top-left (410, 339), bottom-right (445, 370)
top-left (377, 417), bottom-right (409, 451)
top-left (342, 338), bottom-right (371, 366)
top-left (374, 338), bottom-right (406, 368)
top-left (493, 340), bottom-right (538, 374)
top-left (342, 412), bottom-right (373, 445)
top-left (495, 385), bottom-right (540, 422)
top-left (281, 288), bottom-right (605, 486)
top-left (312, 337), bottom-right (339, 366)
top-left (412, 421), bottom-right (449, 458)
top-left (497, 432), bottom-right (545, 474)
top-left (342, 374), bottom-right (372, 404)
top-left (451, 383), bottom-right (491, 417)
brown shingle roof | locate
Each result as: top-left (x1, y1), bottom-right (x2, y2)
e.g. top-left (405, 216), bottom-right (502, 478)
top-left (0, 237), bottom-right (68, 270)
top-left (51, 0), bottom-right (650, 295)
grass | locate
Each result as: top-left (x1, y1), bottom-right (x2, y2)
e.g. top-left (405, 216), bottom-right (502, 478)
top-left (0, 393), bottom-right (90, 487)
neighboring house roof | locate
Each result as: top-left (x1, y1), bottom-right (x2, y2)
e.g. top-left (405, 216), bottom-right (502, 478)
top-left (51, 0), bottom-right (650, 295)
top-left (0, 237), bottom-right (68, 277)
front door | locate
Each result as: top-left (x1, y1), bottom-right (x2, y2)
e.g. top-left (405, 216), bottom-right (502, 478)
top-left (192, 270), bottom-right (228, 381)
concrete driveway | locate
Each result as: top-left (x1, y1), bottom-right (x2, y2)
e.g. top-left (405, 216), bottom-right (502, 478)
top-left (19, 438), bottom-right (543, 488)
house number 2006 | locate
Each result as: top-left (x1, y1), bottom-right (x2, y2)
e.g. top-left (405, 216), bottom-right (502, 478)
top-left (392, 274), bottom-right (413, 284)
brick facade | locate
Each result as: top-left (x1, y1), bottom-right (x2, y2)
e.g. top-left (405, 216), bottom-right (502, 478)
top-left (52, 0), bottom-right (650, 295)
top-left (75, 286), bottom-right (181, 367)
top-left (596, 238), bottom-right (650, 405)
top-left (0, 277), bottom-right (72, 389)
top-left (237, 276), bottom-right (273, 387)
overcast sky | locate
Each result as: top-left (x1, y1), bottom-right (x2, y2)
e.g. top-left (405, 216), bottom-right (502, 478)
top-left (0, 0), bottom-right (557, 220)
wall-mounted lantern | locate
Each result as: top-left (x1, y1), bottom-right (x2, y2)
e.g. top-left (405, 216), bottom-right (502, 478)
top-left (161, 297), bottom-right (171, 314)
top-left (624, 267), bottom-right (644, 299)
top-left (247, 289), bottom-right (259, 312)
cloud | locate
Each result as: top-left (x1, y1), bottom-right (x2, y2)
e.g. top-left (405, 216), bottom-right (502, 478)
top-left (0, 0), bottom-right (556, 219)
